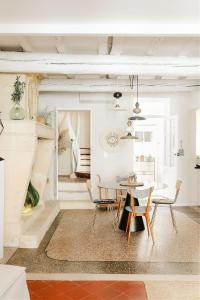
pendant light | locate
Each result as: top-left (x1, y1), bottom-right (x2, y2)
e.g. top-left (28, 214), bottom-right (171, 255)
top-left (120, 75), bottom-right (138, 139)
top-left (112, 92), bottom-right (123, 110)
top-left (120, 120), bottom-right (138, 139)
top-left (129, 75), bottom-right (146, 121)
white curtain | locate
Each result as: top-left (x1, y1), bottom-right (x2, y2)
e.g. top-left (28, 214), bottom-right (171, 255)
top-left (58, 112), bottom-right (80, 175)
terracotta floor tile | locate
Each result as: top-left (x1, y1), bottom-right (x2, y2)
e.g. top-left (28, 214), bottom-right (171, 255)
top-left (47, 280), bottom-right (78, 293)
top-left (110, 281), bottom-right (141, 293)
top-left (123, 282), bottom-right (148, 300)
top-left (28, 280), bottom-right (147, 300)
top-left (34, 286), bottom-right (63, 299)
top-left (96, 286), bottom-right (120, 299)
top-left (66, 286), bottom-right (91, 300)
top-left (29, 292), bottom-right (43, 300)
top-left (27, 280), bottom-right (50, 290)
top-left (83, 294), bottom-right (105, 300)
top-left (73, 281), bottom-right (90, 286)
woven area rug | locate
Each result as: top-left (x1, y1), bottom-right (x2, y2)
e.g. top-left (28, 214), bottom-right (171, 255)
top-left (46, 209), bottom-right (200, 262)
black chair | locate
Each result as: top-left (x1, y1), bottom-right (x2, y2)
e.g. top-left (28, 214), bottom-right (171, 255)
top-left (87, 181), bottom-right (116, 230)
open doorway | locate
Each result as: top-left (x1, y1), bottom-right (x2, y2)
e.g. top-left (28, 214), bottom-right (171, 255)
top-left (56, 110), bottom-right (91, 201)
top-left (134, 117), bottom-right (165, 184)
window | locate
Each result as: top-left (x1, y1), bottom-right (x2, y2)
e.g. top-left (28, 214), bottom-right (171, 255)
top-left (135, 131), bottom-right (152, 142)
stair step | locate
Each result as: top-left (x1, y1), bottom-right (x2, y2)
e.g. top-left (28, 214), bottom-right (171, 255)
top-left (58, 182), bottom-right (87, 191)
top-left (59, 200), bottom-right (94, 209)
top-left (58, 191), bottom-right (90, 201)
top-left (80, 149), bottom-right (90, 155)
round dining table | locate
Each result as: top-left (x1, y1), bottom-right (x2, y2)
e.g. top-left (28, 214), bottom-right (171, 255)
top-left (98, 181), bottom-right (167, 233)
top-left (98, 181), bottom-right (145, 233)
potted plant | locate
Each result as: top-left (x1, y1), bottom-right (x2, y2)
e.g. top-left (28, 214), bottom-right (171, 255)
top-left (128, 171), bottom-right (137, 184)
top-left (9, 76), bottom-right (26, 120)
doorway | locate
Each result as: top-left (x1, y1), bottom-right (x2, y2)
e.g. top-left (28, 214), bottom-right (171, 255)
top-left (134, 117), bottom-right (165, 184)
top-left (55, 110), bottom-right (91, 201)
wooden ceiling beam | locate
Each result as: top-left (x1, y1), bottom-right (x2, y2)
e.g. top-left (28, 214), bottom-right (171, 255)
top-left (0, 52), bottom-right (199, 77)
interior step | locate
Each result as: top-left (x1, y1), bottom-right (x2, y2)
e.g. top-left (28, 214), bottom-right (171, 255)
top-left (58, 182), bottom-right (87, 191)
top-left (58, 191), bottom-right (90, 201)
top-left (81, 154), bottom-right (90, 160)
top-left (59, 200), bottom-right (94, 209)
top-left (78, 166), bottom-right (90, 172)
top-left (80, 149), bottom-right (90, 155)
top-left (20, 201), bottom-right (59, 248)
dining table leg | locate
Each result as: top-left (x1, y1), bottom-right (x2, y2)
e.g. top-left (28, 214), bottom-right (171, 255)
top-left (118, 192), bottom-right (145, 232)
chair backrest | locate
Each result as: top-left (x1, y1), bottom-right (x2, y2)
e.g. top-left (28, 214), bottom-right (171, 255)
top-left (86, 180), bottom-right (94, 203)
top-left (96, 174), bottom-right (103, 199)
top-left (173, 180), bottom-right (182, 203)
top-left (130, 187), bottom-right (154, 214)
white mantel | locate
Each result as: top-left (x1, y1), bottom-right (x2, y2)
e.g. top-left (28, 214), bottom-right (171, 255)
top-left (0, 120), bottom-right (59, 248)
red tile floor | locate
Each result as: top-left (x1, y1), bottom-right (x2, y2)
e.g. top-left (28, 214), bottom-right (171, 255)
top-left (27, 280), bottom-right (148, 300)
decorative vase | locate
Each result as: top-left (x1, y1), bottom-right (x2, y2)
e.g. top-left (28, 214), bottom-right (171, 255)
top-left (9, 103), bottom-right (25, 120)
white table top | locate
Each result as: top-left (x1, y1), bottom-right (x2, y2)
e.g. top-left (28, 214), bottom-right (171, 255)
top-left (98, 181), bottom-right (167, 191)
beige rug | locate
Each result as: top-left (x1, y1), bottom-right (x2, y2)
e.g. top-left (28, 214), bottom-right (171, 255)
top-left (46, 209), bottom-right (200, 262)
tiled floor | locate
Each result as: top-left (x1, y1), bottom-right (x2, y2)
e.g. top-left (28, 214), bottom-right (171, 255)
top-left (6, 207), bottom-right (200, 274)
top-left (27, 280), bottom-right (148, 300)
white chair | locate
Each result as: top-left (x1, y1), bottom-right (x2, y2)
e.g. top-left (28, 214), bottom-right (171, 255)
top-left (151, 180), bottom-right (182, 232)
top-left (125, 187), bottom-right (154, 242)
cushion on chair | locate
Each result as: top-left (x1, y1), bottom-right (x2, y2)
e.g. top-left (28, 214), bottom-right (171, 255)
top-left (94, 199), bottom-right (115, 204)
top-left (125, 206), bottom-right (152, 214)
top-left (152, 198), bottom-right (174, 204)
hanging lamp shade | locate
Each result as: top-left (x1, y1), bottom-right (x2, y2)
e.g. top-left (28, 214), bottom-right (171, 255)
top-left (120, 120), bottom-right (138, 140)
top-left (130, 75), bottom-right (146, 121)
top-left (110, 91), bottom-right (127, 111)
top-left (129, 115), bottom-right (146, 121)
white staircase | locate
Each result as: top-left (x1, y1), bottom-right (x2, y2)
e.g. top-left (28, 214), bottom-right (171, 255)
top-left (58, 181), bottom-right (94, 209)
top-left (79, 147), bottom-right (90, 173)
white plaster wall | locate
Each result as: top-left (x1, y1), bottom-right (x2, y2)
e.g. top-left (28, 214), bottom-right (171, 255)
top-left (39, 92), bottom-right (134, 196)
top-left (139, 90), bottom-right (200, 205)
top-left (39, 89), bottom-right (200, 205)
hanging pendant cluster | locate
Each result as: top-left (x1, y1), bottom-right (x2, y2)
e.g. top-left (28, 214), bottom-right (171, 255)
top-left (120, 75), bottom-right (146, 140)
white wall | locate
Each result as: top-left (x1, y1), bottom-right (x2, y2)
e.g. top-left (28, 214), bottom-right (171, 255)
top-left (139, 90), bottom-right (200, 205)
top-left (39, 92), bottom-right (134, 196)
top-left (39, 89), bottom-right (200, 205)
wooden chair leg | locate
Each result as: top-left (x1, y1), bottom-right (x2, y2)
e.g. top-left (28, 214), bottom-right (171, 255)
top-left (126, 213), bottom-right (131, 233)
top-left (145, 214), bottom-right (150, 237)
top-left (151, 203), bottom-right (158, 228)
top-left (170, 205), bottom-right (178, 233)
top-left (149, 220), bottom-right (155, 243)
top-left (116, 198), bottom-right (122, 221)
top-left (128, 216), bottom-right (132, 243)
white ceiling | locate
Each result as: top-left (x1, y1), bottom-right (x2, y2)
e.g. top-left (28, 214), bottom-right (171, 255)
top-left (0, 0), bottom-right (199, 25)
top-left (0, 0), bottom-right (199, 91)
